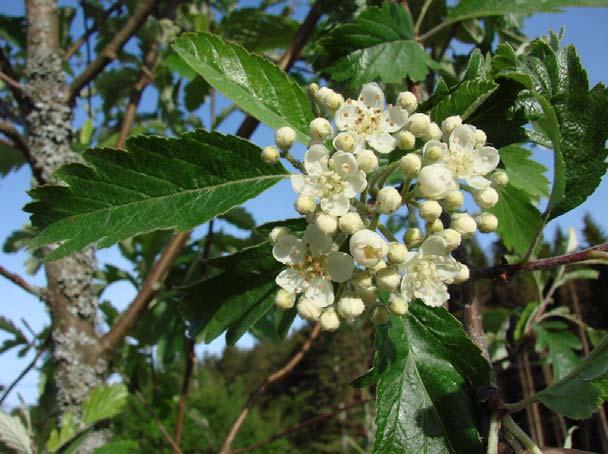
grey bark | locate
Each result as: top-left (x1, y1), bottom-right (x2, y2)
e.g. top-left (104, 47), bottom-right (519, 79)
top-left (25, 0), bottom-right (106, 450)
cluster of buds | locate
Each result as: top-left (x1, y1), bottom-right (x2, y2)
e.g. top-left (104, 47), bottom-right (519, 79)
top-left (265, 83), bottom-right (507, 331)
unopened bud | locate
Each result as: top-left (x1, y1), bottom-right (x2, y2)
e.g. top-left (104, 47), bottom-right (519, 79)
top-left (474, 129), bottom-right (487, 147)
top-left (389, 294), bottom-right (409, 316)
top-left (376, 187), bottom-right (402, 214)
top-left (351, 270), bottom-right (373, 289)
top-left (424, 143), bottom-right (444, 161)
top-left (308, 83), bottom-right (320, 97)
top-left (491, 170), bottom-right (509, 187)
top-left (376, 267), bottom-right (401, 291)
top-left (426, 122), bottom-right (442, 141)
top-left (297, 298), bottom-right (321, 320)
top-left (372, 306), bottom-right (390, 324)
top-left (370, 260), bottom-right (387, 273)
top-left (443, 190), bottom-right (464, 210)
top-left (387, 242), bottom-right (408, 264)
top-left (337, 295), bottom-right (365, 321)
top-left (275, 290), bottom-right (295, 309)
top-left (319, 308), bottom-right (340, 331)
top-left (334, 132), bottom-right (356, 153)
top-left (261, 146), bottom-right (280, 164)
top-left (397, 131), bottom-right (416, 150)
top-left (419, 200), bottom-right (442, 222)
top-left (356, 285), bottom-right (378, 305)
top-left (356, 149), bottom-right (378, 173)
top-left (310, 117), bottom-right (334, 142)
top-left (315, 212), bottom-right (338, 235)
top-left (338, 212), bottom-right (364, 235)
top-left (474, 187), bottom-right (499, 209)
top-left (399, 153), bottom-right (422, 176)
top-left (404, 228), bottom-right (423, 247)
top-left (275, 127), bottom-right (296, 151)
top-left (326, 92), bottom-right (344, 111)
top-left (427, 218), bottom-right (444, 233)
top-left (269, 226), bottom-right (290, 244)
top-left (441, 115), bottom-right (462, 137)
top-left (440, 228), bottom-right (461, 251)
top-left (397, 91), bottom-right (418, 113)
top-left (476, 212), bottom-right (498, 233)
top-left (294, 194), bottom-right (316, 214)
top-left (408, 113), bottom-right (431, 137)
top-left (451, 213), bottom-right (477, 238)
top-left (454, 263), bottom-right (470, 284)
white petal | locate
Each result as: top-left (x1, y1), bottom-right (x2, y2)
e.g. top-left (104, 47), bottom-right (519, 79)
top-left (473, 146), bottom-right (500, 175)
top-left (382, 105), bottom-right (409, 132)
top-left (304, 144), bottom-right (330, 175)
top-left (273, 235), bottom-right (304, 265)
top-left (359, 82), bottom-right (385, 109)
top-left (321, 194), bottom-right (350, 216)
top-left (276, 268), bottom-right (306, 293)
top-left (420, 280), bottom-right (450, 307)
top-left (449, 124), bottom-right (476, 153)
top-left (291, 174), bottom-right (321, 196)
top-left (305, 277), bottom-right (334, 307)
top-left (303, 223), bottom-right (332, 256)
top-left (325, 252), bottom-right (355, 282)
top-left (419, 236), bottom-right (449, 257)
top-left (331, 151), bottom-right (358, 179)
top-left (335, 101), bottom-right (358, 131)
top-left (344, 171), bottom-right (367, 197)
top-left (434, 256), bottom-right (460, 283)
top-left (465, 175), bottom-right (491, 190)
top-left (368, 132), bottom-right (396, 154)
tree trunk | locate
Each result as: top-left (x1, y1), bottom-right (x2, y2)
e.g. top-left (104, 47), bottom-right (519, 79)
top-left (25, 0), bottom-right (106, 450)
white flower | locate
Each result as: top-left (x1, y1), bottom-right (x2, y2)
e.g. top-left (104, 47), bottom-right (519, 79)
top-left (417, 163), bottom-right (458, 199)
top-left (261, 146), bottom-right (280, 164)
top-left (440, 228), bottom-right (461, 251)
top-left (454, 263), bottom-right (470, 284)
top-left (442, 125), bottom-right (500, 189)
top-left (337, 295), bottom-right (365, 321)
top-left (320, 308), bottom-right (340, 331)
top-left (291, 145), bottom-right (367, 216)
top-left (335, 83), bottom-right (408, 154)
top-left (315, 212), bottom-right (338, 235)
top-left (333, 132), bottom-right (356, 153)
top-left (275, 127), bottom-right (296, 150)
top-left (399, 236), bottom-right (460, 307)
top-left (474, 187), bottom-right (499, 209)
top-left (387, 242), bottom-right (408, 264)
top-left (269, 226), bottom-right (291, 244)
top-left (274, 224), bottom-right (354, 308)
top-left (423, 140), bottom-right (448, 161)
top-left (350, 229), bottom-right (388, 267)
top-left (338, 212), bottom-right (364, 235)
top-left (474, 129), bottom-right (487, 147)
top-left (376, 187), bottom-right (402, 214)
top-left (441, 115), bottom-right (462, 138)
top-left (298, 298), bottom-right (322, 320)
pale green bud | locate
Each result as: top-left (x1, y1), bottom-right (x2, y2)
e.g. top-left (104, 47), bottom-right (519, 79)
top-left (376, 267), bottom-right (401, 291)
top-left (397, 91), bottom-right (418, 113)
top-left (387, 242), bottom-right (408, 264)
top-left (319, 308), bottom-right (340, 331)
top-left (388, 294), bottom-right (409, 316)
top-left (294, 194), bottom-right (316, 214)
top-left (399, 153), bottom-right (422, 176)
top-left (275, 127), bottom-right (296, 151)
top-left (419, 200), bottom-right (442, 222)
top-left (310, 117), bottom-right (334, 141)
top-left (376, 187), bottom-right (402, 214)
top-left (476, 212), bottom-right (498, 233)
top-left (396, 131), bottom-right (416, 150)
top-left (261, 146), bottom-right (280, 164)
top-left (275, 290), bottom-right (295, 309)
top-left (404, 228), bottom-right (423, 247)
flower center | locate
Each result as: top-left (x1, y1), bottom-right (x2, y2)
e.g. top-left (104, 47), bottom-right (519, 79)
top-left (407, 257), bottom-right (439, 298)
top-left (354, 106), bottom-right (384, 136)
top-left (445, 150), bottom-right (475, 178)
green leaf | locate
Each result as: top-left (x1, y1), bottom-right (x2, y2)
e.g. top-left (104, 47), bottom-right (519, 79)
top-left (183, 77), bottom-right (210, 112)
top-left (26, 130), bottom-right (287, 260)
top-left (0, 15), bottom-right (27, 49)
top-left (536, 334), bottom-right (608, 419)
top-left (430, 79), bottom-right (497, 122)
top-left (172, 32), bottom-right (313, 143)
top-left (0, 142), bottom-right (25, 177)
top-left (47, 412), bottom-right (77, 453)
top-left (372, 302), bottom-right (490, 454)
top-left (488, 185), bottom-right (542, 255)
top-left (82, 383), bottom-right (128, 426)
top-left (93, 440), bottom-right (139, 454)
top-left (218, 206), bottom-right (256, 231)
top-left (0, 412), bottom-right (32, 454)
top-left (220, 8), bottom-right (299, 52)
top-left (535, 323), bottom-right (581, 380)
top-left (514, 301), bottom-right (539, 342)
top-left (498, 145), bottom-right (549, 200)
top-left (320, 3), bottom-right (428, 87)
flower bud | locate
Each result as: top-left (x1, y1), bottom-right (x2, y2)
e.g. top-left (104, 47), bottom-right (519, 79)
top-left (310, 117), bottom-right (334, 141)
top-left (389, 294), bottom-right (409, 316)
top-left (275, 127), bottom-right (296, 151)
top-left (294, 194), bottom-right (315, 214)
top-left (351, 270), bottom-right (373, 289)
top-left (357, 285), bottom-right (378, 305)
top-left (319, 308), bottom-right (340, 331)
top-left (408, 113), bottom-right (431, 137)
top-left (376, 187), bottom-right (402, 214)
top-left (474, 187), bottom-right (499, 209)
top-left (451, 213), bottom-right (477, 238)
top-left (440, 228), bottom-right (461, 251)
top-left (261, 146), bottom-right (280, 164)
top-left (476, 212), bottom-right (498, 233)
top-left (372, 306), bottom-right (390, 324)
top-left (297, 298), bottom-right (322, 320)
top-left (316, 86), bottom-right (333, 104)
top-left (474, 129), bottom-right (487, 147)
top-left (370, 260), bottom-right (387, 273)
top-left (443, 190), bottom-right (464, 210)
top-left (326, 92), bottom-right (344, 111)
top-left (491, 170), bottom-right (509, 187)
top-left (356, 149), bottom-right (378, 174)
top-left (308, 83), bottom-right (320, 97)
top-left (269, 226), bottom-right (290, 244)
top-left (396, 131), bottom-right (416, 150)
top-left (419, 200), bottom-right (442, 222)
top-left (453, 263), bottom-right (470, 284)
top-left (426, 122), bottom-right (442, 141)
top-left (427, 218), bottom-right (444, 233)
top-left (275, 290), bottom-right (295, 310)
top-left (315, 212), bottom-right (338, 235)
top-left (333, 132), bottom-right (356, 153)
top-left (338, 212), bottom-right (364, 235)
top-left (337, 295), bottom-right (365, 321)
top-left (376, 267), bottom-right (401, 291)
top-left (423, 142), bottom-right (445, 161)
top-left (397, 91), bottom-right (418, 113)
top-left (441, 115), bottom-right (462, 137)
top-left (399, 153), bottom-right (422, 177)
top-left (417, 163), bottom-right (454, 199)
top-left (387, 242), bottom-right (408, 264)
top-left (404, 228), bottom-right (423, 247)
top-left (350, 230), bottom-right (388, 267)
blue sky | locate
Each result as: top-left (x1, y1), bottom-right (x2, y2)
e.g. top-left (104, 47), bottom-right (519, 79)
top-left (1, 2), bottom-right (608, 408)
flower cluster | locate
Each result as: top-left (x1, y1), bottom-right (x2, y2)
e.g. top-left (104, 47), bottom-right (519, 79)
top-left (263, 83), bottom-right (507, 331)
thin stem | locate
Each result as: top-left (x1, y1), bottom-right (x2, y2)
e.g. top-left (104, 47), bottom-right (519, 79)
top-left (502, 415), bottom-right (542, 454)
top-left (0, 71), bottom-right (25, 93)
top-left (0, 264), bottom-right (45, 301)
top-left (173, 338), bottom-right (195, 452)
top-left (417, 20), bottom-right (454, 44)
top-left (377, 224), bottom-right (398, 243)
top-left (0, 338), bottom-right (50, 405)
top-left (486, 412), bottom-right (499, 454)
top-left (413, 0), bottom-right (433, 36)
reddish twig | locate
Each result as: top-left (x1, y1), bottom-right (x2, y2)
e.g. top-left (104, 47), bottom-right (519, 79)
top-left (228, 398), bottom-right (368, 454)
top-left (69, 0), bottom-right (157, 103)
top-left (0, 71), bottom-right (25, 93)
top-left (0, 264), bottom-right (45, 300)
top-left (473, 243), bottom-right (608, 280)
top-left (220, 323), bottom-right (322, 454)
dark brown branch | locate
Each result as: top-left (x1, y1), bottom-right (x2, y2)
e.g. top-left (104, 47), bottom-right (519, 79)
top-left (1, 120), bottom-right (43, 185)
top-left (0, 71), bottom-right (25, 93)
top-left (229, 399), bottom-right (369, 454)
top-left (64, 1), bottom-right (124, 61)
top-left (69, 0), bottom-right (157, 103)
top-left (220, 323), bottom-right (321, 454)
top-left (0, 264), bottom-right (45, 300)
top-left (0, 48), bottom-right (31, 110)
top-left (0, 337), bottom-right (50, 405)
top-left (473, 243), bottom-right (608, 280)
